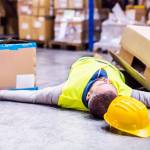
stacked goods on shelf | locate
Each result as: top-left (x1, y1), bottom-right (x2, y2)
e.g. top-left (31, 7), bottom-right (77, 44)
top-left (18, 0), bottom-right (54, 16)
top-left (53, 0), bottom-right (101, 45)
top-left (126, 5), bottom-right (146, 23)
top-left (18, 0), bottom-right (54, 43)
top-left (54, 9), bottom-right (100, 44)
top-left (54, 0), bottom-right (101, 9)
top-left (18, 15), bottom-right (54, 42)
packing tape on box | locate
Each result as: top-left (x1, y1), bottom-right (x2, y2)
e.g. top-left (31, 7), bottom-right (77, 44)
top-left (10, 87), bottom-right (39, 91)
top-left (0, 42), bottom-right (36, 50)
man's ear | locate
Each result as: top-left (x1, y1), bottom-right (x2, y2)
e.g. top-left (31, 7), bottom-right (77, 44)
top-left (86, 92), bottom-right (91, 101)
top-left (105, 78), bottom-right (111, 84)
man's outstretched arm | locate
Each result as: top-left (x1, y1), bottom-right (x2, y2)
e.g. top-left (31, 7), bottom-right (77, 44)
top-left (0, 82), bottom-right (65, 105)
top-left (131, 89), bottom-right (150, 108)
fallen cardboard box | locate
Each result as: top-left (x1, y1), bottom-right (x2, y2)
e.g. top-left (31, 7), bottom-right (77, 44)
top-left (110, 50), bottom-right (150, 91)
top-left (0, 40), bottom-right (36, 90)
top-left (121, 25), bottom-right (150, 68)
top-left (117, 25), bottom-right (150, 90)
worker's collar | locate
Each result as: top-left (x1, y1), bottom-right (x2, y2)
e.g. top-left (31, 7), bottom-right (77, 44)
top-left (82, 69), bottom-right (108, 108)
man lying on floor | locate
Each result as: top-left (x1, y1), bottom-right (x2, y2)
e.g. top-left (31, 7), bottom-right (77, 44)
top-left (0, 57), bottom-right (150, 119)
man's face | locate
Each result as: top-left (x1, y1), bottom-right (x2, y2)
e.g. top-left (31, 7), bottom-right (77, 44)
top-left (86, 78), bottom-right (117, 101)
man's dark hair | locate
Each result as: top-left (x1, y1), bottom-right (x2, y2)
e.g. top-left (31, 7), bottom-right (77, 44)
top-left (88, 91), bottom-right (117, 119)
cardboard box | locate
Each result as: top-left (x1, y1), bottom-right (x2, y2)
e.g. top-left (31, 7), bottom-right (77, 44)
top-left (32, 7), bottom-right (50, 16)
top-left (55, 9), bottom-right (100, 25)
top-left (121, 25), bottom-right (150, 68)
top-left (116, 25), bottom-right (150, 90)
top-left (54, 0), bottom-right (68, 9)
top-left (54, 21), bottom-right (83, 43)
top-left (32, 0), bottom-right (52, 8)
top-left (54, 9), bottom-right (101, 44)
top-left (18, 0), bottom-right (53, 16)
top-left (126, 5), bottom-right (146, 22)
top-left (0, 40), bottom-right (36, 90)
top-left (54, 0), bottom-right (101, 9)
top-left (69, 0), bottom-right (101, 9)
top-left (55, 9), bottom-right (85, 22)
top-left (19, 15), bottom-right (32, 39)
top-left (18, 0), bottom-right (52, 7)
top-left (68, 0), bottom-right (87, 9)
top-left (54, 20), bottom-right (100, 44)
top-left (32, 0), bottom-right (53, 16)
top-left (18, 2), bottom-right (32, 15)
top-left (19, 15), bottom-right (54, 41)
top-left (18, 0), bottom-right (32, 5)
top-left (134, 5), bottom-right (146, 22)
top-left (32, 16), bottom-right (54, 41)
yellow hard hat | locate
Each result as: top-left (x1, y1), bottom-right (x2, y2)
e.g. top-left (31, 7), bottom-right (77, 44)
top-left (104, 96), bottom-right (150, 137)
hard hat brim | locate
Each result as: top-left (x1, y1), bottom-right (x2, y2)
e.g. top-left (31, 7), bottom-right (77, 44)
top-left (104, 114), bottom-right (150, 138)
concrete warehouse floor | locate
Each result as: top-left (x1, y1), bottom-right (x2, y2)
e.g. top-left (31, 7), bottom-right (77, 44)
top-left (0, 48), bottom-right (150, 150)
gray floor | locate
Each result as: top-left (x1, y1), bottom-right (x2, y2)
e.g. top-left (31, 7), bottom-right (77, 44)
top-left (0, 48), bottom-right (150, 150)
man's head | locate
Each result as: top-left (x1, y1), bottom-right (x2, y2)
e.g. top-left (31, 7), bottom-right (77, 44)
top-left (87, 78), bottom-right (117, 119)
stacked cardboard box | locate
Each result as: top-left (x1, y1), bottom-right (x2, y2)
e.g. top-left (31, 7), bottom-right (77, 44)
top-left (54, 0), bottom-right (101, 9)
top-left (18, 0), bottom-right (54, 16)
top-left (19, 15), bottom-right (54, 41)
top-left (53, 0), bottom-right (101, 44)
top-left (18, 0), bottom-right (54, 42)
top-left (126, 5), bottom-right (146, 22)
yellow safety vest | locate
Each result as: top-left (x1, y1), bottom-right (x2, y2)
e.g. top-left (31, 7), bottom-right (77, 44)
top-left (58, 57), bottom-right (132, 111)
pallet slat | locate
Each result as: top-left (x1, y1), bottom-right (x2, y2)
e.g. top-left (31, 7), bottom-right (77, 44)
top-left (110, 49), bottom-right (150, 91)
top-left (49, 41), bottom-right (87, 51)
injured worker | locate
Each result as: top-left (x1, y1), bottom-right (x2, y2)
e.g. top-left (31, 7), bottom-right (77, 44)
top-left (0, 56), bottom-right (150, 119)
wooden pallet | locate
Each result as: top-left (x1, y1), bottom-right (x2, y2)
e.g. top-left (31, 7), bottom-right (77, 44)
top-left (49, 41), bottom-right (87, 51)
top-left (110, 48), bottom-right (150, 91)
top-left (118, 48), bottom-right (150, 77)
top-left (19, 39), bottom-right (49, 48)
top-left (35, 40), bottom-right (49, 48)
